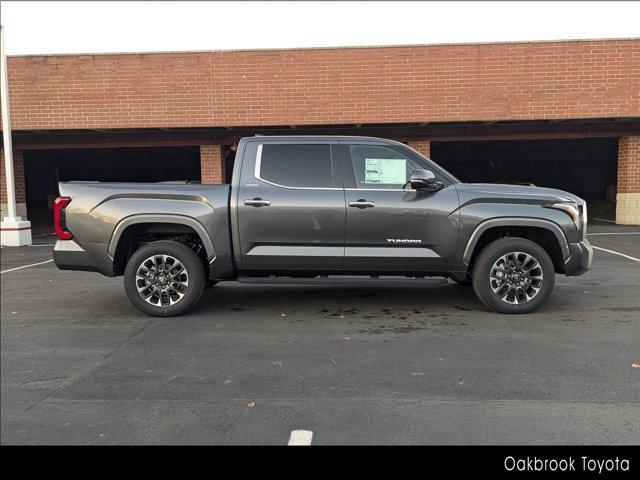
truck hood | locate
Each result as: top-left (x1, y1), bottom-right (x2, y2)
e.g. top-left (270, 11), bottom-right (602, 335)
top-left (457, 183), bottom-right (585, 205)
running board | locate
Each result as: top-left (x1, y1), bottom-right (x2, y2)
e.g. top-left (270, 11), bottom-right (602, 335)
top-left (238, 275), bottom-right (449, 286)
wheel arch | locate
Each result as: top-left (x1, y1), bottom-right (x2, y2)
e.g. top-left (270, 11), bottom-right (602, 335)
top-left (463, 218), bottom-right (570, 272)
top-left (109, 215), bottom-right (216, 277)
top-left (109, 215), bottom-right (215, 259)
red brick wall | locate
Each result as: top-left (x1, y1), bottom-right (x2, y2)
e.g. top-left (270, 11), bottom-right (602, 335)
top-left (407, 139), bottom-right (431, 157)
top-left (200, 144), bottom-right (224, 184)
top-left (0, 149), bottom-right (26, 204)
top-left (617, 136), bottom-right (640, 194)
top-left (2, 39), bottom-right (638, 130)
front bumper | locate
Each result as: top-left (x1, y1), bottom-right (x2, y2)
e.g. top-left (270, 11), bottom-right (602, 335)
top-left (564, 239), bottom-right (593, 276)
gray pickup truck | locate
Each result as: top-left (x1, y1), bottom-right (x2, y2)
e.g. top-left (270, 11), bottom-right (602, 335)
top-left (53, 135), bottom-right (592, 316)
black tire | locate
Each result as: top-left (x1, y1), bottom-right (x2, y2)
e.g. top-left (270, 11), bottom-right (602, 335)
top-left (472, 237), bottom-right (555, 314)
top-left (124, 240), bottom-right (205, 317)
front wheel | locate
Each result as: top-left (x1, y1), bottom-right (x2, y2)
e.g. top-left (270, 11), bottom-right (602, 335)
top-left (124, 240), bottom-right (205, 317)
top-left (472, 237), bottom-right (555, 314)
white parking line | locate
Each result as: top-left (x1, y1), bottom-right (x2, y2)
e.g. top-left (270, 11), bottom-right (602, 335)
top-left (593, 218), bottom-right (616, 223)
top-left (591, 246), bottom-right (640, 262)
top-left (288, 430), bottom-right (313, 446)
top-left (0, 259), bottom-right (54, 274)
top-left (557, 282), bottom-right (640, 286)
top-left (587, 232), bottom-right (640, 236)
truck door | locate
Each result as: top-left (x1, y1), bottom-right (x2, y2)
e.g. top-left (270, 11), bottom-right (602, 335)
top-left (236, 140), bottom-right (345, 271)
top-left (341, 142), bottom-right (460, 271)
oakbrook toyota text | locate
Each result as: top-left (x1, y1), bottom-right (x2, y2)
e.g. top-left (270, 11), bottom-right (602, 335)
top-left (53, 136), bottom-right (593, 317)
top-left (504, 456), bottom-right (631, 473)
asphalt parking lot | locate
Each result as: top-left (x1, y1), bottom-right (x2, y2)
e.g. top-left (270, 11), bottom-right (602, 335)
top-left (1, 222), bottom-right (639, 445)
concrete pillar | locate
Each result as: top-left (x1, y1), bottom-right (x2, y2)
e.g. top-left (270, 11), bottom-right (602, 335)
top-left (615, 136), bottom-right (640, 225)
top-left (1, 149), bottom-right (32, 246)
top-left (407, 139), bottom-right (431, 157)
top-left (200, 144), bottom-right (225, 184)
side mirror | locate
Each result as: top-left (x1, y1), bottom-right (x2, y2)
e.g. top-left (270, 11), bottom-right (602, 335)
top-left (410, 169), bottom-right (442, 191)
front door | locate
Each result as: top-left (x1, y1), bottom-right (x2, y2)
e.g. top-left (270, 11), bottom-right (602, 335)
top-left (342, 143), bottom-right (460, 272)
top-left (237, 141), bottom-right (345, 271)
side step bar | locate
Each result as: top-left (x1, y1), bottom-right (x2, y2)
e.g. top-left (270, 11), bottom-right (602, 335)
top-left (238, 276), bottom-right (449, 286)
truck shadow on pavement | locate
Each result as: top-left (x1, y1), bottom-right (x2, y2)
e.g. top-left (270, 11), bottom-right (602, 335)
top-left (184, 281), bottom-right (613, 332)
top-left (200, 283), bottom-right (481, 311)
top-left (191, 283), bottom-right (494, 329)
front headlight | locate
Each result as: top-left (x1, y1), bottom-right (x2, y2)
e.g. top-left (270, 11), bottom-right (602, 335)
top-left (545, 202), bottom-right (581, 224)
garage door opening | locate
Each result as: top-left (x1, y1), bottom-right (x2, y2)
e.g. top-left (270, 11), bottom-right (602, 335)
top-left (430, 138), bottom-right (618, 221)
top-left (224, 145), bottom-right (236, 184)
top-left (23, 146), bottom-right (200, 234)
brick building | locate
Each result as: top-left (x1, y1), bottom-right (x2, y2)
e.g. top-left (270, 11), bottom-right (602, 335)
top-left (1, 38), bottom-right (639, 230)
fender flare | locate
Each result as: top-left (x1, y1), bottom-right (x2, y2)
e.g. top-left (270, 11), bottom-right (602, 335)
top-left (462, 217), bottom-right (570, 265)
top-left (108, 214), bottom-right (216, 262)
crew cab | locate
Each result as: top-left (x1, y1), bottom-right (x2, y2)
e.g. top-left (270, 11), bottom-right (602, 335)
top-left (53, 136), bottom-right (592, 316)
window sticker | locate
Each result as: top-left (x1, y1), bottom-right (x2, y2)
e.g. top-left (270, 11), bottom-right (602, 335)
top-left (364, 158), bottom-right (407, 184)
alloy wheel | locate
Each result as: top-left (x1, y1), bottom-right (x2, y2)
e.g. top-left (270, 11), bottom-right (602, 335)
top-left (135, 254), bottom-right (189, 307)
top-left (489, 251), bottom-right (543, 305)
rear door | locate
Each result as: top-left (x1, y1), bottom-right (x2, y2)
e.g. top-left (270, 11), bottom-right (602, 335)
top-left (236, 140), bottom-right (346, 270)
top-left (341, 142), bottom-right (460, 271)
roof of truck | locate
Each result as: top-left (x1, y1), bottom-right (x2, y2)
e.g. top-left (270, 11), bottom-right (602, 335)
top-left (243, 135), bottom-right (405, 144)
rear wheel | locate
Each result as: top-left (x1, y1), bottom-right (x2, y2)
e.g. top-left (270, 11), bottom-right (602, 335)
top-left (472, 237), bottom-right (555, 314)
top-left (124, 240), bottom-right (205, 317)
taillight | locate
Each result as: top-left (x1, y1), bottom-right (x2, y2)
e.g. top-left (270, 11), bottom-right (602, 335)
top-left (53, 197), bottom-right (73, 240)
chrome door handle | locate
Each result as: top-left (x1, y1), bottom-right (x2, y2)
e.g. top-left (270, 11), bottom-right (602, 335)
top-left (244, 198), bottom-right (271, 207)
top-left (348, 200), bottom-right (376, 208)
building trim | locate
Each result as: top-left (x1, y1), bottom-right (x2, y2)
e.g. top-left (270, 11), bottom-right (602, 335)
top-left (8, 37), bottom-right (639, 59)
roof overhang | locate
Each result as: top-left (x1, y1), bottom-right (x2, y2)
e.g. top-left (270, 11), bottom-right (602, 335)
top-left (6, 117), bottom-right (640, 150)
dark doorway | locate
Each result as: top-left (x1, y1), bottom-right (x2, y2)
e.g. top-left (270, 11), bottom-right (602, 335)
top-left (23, 146), bottom-right (200, 234)
top-left (224, 146), bottom-right (236, 184)
top-left (430, 138), bottom-right (619, 220)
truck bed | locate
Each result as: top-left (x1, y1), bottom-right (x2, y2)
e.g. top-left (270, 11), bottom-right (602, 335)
top-left (54, 182), bottom-right (234, 278)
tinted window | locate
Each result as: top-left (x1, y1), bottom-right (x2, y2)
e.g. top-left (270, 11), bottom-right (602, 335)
top-left (259, 144), bottom-right (333, 188)
top-left (349, 145), bottom-right (425, 189)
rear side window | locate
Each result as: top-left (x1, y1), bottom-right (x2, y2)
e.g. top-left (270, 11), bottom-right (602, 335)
top-left (258, 144), bottom-right (333, 188)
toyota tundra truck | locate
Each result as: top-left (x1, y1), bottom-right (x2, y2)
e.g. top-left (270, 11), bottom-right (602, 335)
top-left (53, 135), bottom-right (592, 316)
